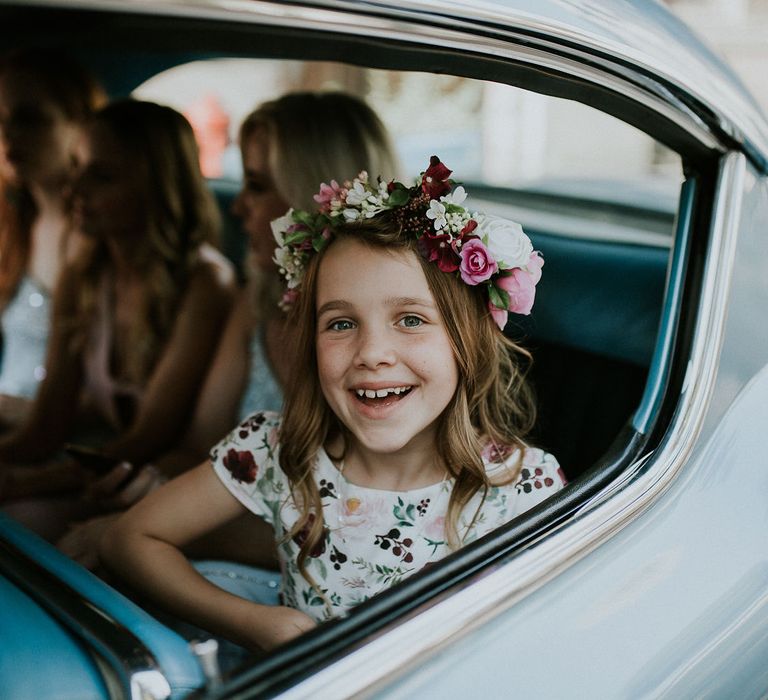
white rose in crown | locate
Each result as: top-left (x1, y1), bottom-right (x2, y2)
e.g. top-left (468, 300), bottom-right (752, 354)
top-left (476, 214), bottom-right (533, 269)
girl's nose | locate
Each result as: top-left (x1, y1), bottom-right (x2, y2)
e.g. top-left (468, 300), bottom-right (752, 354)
top-left (353, 325), bottom-right (396, 369)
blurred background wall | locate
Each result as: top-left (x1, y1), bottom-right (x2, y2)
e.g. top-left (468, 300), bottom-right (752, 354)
top-left (664, 0), bottom-right (768, 116)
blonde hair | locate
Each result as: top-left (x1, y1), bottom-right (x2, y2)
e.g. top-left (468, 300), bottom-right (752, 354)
top-left (240, 91), bottom-right (399, 319)
top-left (0, 48), bottom-right (105, 307)
top-left (240, 91), bottom-right (399, 211)
top-left (279, 217), bottom-right (536, 587)
top-left (68, 100), bottom-right (220, 384)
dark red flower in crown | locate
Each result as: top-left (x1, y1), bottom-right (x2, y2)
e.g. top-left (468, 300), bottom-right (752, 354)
top-left (418, 231), bottom-right (460, 273)
top-left (223, 448), bottom-right (258, 483)
top-left (421, 155), bottom-right (452, 199)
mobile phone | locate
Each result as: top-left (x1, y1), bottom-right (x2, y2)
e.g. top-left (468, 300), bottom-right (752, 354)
top-left (63, 444), bottom-right (121, 474)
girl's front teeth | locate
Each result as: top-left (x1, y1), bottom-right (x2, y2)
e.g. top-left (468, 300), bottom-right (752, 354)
top-left (356, 386), bottom-right (411, 398)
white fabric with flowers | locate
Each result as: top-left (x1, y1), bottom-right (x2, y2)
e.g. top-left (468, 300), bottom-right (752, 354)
top-left (211, 411), bottom-right (565, 622)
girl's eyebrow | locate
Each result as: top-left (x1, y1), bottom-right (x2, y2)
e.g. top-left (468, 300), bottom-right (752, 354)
top-left (316, 299), bottom-right (353, 317)
top-left (386, 296), bottom-right (435, 308)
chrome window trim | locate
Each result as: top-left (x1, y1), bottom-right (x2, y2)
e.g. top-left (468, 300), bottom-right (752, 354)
top-left (263, 153), bottom-right (746, 699)
top-left (0, 535), bottom-right (174, 700)
top-left (12, 0), bottom-right (722, 153)
top-left (633, 176), bottom-right (697, 431)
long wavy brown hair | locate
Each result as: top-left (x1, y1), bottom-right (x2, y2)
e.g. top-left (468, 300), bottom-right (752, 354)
top-left (66, 100), bottom-right (220, 384)
top-left (0, 48), bottom-right (105, 308)
top-left (279, 217), bottom-right (536, 588)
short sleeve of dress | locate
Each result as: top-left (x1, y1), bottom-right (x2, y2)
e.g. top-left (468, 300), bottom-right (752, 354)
top-left (508, 447), bottom-right (566, 518)
top-left (209, 411), bottom-right (288, 528)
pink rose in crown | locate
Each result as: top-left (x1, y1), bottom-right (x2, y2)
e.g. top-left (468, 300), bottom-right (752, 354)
top-left (313, 180), bottom-right (343, 211)
top-left (459, 238), bottom-right (498, 285)
top-left (497, 252), bottom-right (544, 315)
top-left (488, 302), bottom-right (508, 330)
top-left (526, 250), bottom-right (544, 284)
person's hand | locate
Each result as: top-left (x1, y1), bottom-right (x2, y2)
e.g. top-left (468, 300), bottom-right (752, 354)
top-left (85, 462), bottom-right (167, 510)
top-left (57, 513), bottom-right (120, 570)
top-left (247, 605), bottom-right (317, 652)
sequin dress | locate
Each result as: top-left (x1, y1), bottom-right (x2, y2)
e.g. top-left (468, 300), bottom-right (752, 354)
top-left (236, 324), bottom-right (284, 419)
top-left (0, 276), bottom-right (51, 398)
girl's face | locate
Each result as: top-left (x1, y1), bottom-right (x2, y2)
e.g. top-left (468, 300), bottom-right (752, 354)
top-left (232, 129), bottom-right (289, 271)
top-left (316, 237), bottom-right (459, 461)
top-left (71, 123), bottom-right (144, 242)
top-left (0, 71), bottom-right (81, 186)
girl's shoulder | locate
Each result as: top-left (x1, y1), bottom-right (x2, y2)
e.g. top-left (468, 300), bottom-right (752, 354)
top-left (210, 410), bottom-right (283, 484)
top-left (209, 411), bottom-right (286, 522)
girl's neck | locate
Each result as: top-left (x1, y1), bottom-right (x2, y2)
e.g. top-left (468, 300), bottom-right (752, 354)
top-left (331, 437), bottom-right (446, 492)
top-left (27, 180), bottom-right (71, 291)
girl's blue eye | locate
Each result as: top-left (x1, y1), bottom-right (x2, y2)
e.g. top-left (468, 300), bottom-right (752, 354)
top-left (330, 319), bottom-right (355, 331)
top-left (400, 315), bottom-right (423, 328)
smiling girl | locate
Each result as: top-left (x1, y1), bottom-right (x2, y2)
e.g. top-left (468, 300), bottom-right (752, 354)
top-left (103, 157), bottom-right (565, 652)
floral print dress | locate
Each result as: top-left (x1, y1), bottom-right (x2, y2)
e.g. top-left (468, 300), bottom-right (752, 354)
top-left (211, 411), bottom-right (566, 623)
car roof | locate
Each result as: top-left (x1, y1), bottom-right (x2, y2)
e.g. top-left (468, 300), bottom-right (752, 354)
top-left (8, 0), bottom-right (768, 164)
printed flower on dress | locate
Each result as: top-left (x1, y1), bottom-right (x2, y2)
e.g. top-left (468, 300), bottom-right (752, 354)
top-left (237, 411), bottom-right (267, 439)
top-left (374, 528), bottom-right (415, 564)
top-left (222, 448), bottom-right (258, 483)
top-left (292, 513), bottom-right (329, 558)
top-left (515, 466), bottom-right (555, 494)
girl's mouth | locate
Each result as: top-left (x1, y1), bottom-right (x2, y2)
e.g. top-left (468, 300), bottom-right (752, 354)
top-left (352, 385), bottom-right (413, 407)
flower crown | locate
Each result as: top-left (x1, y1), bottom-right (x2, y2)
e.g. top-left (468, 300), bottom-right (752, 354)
top-left (271, 156), bottom-right (543, 330)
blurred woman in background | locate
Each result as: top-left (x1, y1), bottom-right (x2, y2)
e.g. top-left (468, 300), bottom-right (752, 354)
top-left (0, 99), bottom-right (236, 538)
top-left (0, 49), bottom-right (105, 424)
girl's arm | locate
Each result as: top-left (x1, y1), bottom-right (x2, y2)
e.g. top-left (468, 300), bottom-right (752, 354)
top-left (101, 462), bottom-right (315, 651)
top-left (0, 265), bottom-right (84, 462)
top-left (100, 257), bottom-right (236, 466)
top-left (149, 290), bottom-right (252, 478)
